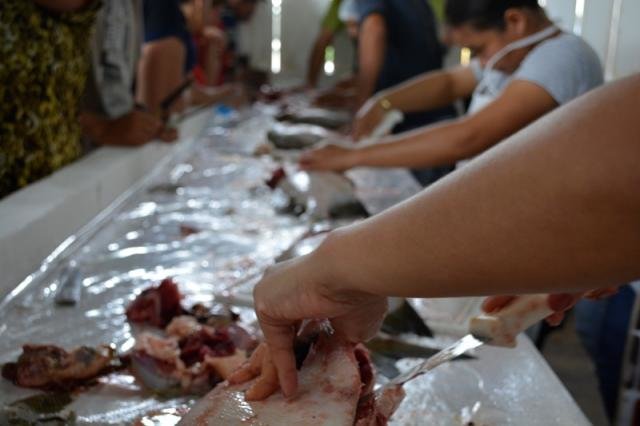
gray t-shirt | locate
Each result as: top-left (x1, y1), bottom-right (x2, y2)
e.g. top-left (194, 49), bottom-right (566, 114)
top-left (83, 0), bottom-right (143, 119)
top-left (472, 32), bottom-right (603, 105)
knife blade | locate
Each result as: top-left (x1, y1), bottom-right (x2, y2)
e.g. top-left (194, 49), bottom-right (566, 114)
top-left (376, 294), bottom-right (554, 394)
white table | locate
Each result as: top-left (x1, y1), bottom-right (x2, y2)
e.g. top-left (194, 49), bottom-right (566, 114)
top-left (0, 105), bottom-right (590, 425)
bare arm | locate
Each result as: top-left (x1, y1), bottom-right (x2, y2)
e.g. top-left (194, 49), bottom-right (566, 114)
top-left (306, 29), bottom-right (335, 88)
top-left (324, 75), bottom-right (640, 297)
top-left (356, 13), bottom-right (386, 108)
top-left (251, 75), bottom-right (640, 397)
top-left (351, 66), bottom-right (475, 139)
top-left (303, 80), bottom-right (558, 171)
top-left (378, 66), bottom-right (476, 114)
top-left (358, 80), bottom-right (557, 167)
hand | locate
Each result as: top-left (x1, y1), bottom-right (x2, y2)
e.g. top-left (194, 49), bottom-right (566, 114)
top-left (230, 251), bottom-right (387, 399)
top-left (353, 97), bottom-right (385, 141)
top-left (97, 110), bottom-right (164, 146)
top-left (299, 145), bottom-right (360, 172)
top-left (482, 287), bottom-right (620, 326)
top-left (228, 343), bottom-right (279, 401)
top-left (158, 125), bottom-right (178, 143)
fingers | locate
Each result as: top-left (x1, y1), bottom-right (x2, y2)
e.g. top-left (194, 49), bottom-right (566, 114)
top-left (545, 311), bottom-right (565, 327)
top-left (547, 293), bottom-right (581, 312)
top-left (483, 294), bottom-right (578, 328)
top-left (257, 319), bottom-right (298, 397)
top-left (227, 341), bottom-right (282, 401)
top-left (486, 290), bottom-right (612, 331)
top-left (482, 295), bottom-right (515, 313)
top-left (585, 286), bottom-right (619, 300)
top-left (245, 348), bottom-right (280, 401)
top-left (227, 343), bottom-right (265, 384)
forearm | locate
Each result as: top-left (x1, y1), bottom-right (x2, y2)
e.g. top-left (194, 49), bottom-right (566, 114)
top-left (319, 75), bottom-right (640, 298)
top-left (353, 118), bottom-right (480, 168)
top-left (356, 15), bottom-right (386, 108)
top-left (376, 69), bottom-right (461, 114)
top-left (306, 32), bottom-right (332, 87)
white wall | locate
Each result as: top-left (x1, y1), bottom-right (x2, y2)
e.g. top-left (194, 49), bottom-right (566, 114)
top-left (239, 0), bottom-right (354, 87)
top-left (237, 1), bottom-right (272, 72)
top-left (542, 0), bottom-right (640, 80)
top-left (241, 0), bottom-right (639, 84)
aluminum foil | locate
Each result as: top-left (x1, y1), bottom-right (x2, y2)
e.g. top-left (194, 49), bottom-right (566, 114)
top-left (0, 104), bottom-right (589, 425)
top-left (0, 108), bottom-right (308, 423)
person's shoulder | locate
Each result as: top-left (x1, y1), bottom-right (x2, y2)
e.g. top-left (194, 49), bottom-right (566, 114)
top-left (357, 0), bottom-right (385, 21)
top-left (520, 32), bottom-right (603, 81)
top-left (531, 33), bottom-right (601, 69)
top-left (515, 32), bottom-right (604, 104)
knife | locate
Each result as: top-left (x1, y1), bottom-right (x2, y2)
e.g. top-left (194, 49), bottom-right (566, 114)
top-left (375, 294), bottom-right (554, 395)
top-left (160, 78), bottom-right (193, 116)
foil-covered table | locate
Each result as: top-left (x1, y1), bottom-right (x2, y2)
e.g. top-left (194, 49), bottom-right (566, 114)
top-left (0, 105), bottom-right (589, 425)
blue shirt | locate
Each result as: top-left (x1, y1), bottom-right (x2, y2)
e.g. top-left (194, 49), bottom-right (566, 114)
top-left (142, 0), bottom-right (196, 72)
top-left (357, 0), bottom-right (445, 92)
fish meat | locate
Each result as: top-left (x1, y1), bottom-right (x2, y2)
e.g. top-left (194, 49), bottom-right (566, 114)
top-left (276, 107), bottom-right (351, 129)
top-left (129, 318), bottom-right (254, 395)
top-left (126, 279), bottom-right (241, 329)
top-left (266, 167), bottom-right (366, 220)
top-left (267, 122), bottom-right (331, 150)
top-left (1, 344), bottom-right (117, 391)
top-left (126, 278), bottom-right (184, 328)
top-left (178, 337), bottom-right (404, 425)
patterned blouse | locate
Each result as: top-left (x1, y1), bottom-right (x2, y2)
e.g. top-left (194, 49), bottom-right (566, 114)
top-left (0, 1), bottom-right (99, 198)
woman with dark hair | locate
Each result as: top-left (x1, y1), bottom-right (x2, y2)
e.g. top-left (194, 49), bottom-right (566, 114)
top-left (299, 0), bottom-right (603, 175)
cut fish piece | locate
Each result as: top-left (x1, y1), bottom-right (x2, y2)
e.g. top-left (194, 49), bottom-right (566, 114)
top-left (179, 337), bottom-right (362, 425)
top-left (179, 337), bottom-right (404, 425)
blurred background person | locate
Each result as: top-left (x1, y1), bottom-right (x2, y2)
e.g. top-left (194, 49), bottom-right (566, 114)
top-left (79, 0), bottom-right (178, 147)
top-left (311, 0), bottom-right (361, 110)
top-left (0, 0), bottom-right (99, 198)
top-left (136, 0), bottom-right (253, 116)
top-left (182, 0), bottom-right (228, 87)
top-left (305, 0), bottom-right (347, 90)
top-left (301, 0), bottom-right (603, 187)
top-left (353, 0), bottom-right (456, 185)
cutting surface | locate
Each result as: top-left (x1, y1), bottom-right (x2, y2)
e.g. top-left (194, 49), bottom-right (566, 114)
top-left (0, 104), bottom-right (589, 425)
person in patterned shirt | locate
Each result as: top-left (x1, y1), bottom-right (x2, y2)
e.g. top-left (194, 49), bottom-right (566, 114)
top-left (0, 0), bottom-right (99, 198)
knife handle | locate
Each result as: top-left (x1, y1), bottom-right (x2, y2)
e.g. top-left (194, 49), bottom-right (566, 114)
top-left (469, 294), bottom-right (554, 348)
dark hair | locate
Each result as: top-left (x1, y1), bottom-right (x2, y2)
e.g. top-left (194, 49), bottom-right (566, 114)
top-left (445, 0), bottom-right (542, 30)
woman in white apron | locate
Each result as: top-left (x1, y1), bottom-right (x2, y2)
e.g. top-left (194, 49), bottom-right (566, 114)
top-left (299, 0), bottom-right (603, 178)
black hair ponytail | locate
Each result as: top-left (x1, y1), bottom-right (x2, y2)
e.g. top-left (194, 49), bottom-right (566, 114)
top-left (445, 0), bottom-right (542, 30)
